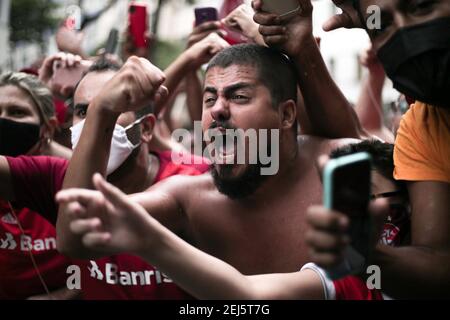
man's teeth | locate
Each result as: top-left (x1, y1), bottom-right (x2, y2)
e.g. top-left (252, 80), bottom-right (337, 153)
top-left (218, 140), bottom-right (235, 155)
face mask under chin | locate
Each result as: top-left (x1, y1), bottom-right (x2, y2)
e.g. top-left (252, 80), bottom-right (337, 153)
top-left (70, 119), bottom-right (143, 176)
top-left (106, 144), bottom-right (142, 179)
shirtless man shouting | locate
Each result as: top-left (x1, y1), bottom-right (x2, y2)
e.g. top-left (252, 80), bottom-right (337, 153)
top-left (56, 45), bottom-right (355, 278)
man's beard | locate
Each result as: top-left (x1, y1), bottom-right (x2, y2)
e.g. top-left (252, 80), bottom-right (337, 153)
top-left (211, 163), bottom-right (269, 200)
top-left (207, 119), bottom-right (274, 199)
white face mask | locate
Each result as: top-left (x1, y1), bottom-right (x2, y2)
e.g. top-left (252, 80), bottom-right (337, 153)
top-left (70, 118), bottom-right (144, 176)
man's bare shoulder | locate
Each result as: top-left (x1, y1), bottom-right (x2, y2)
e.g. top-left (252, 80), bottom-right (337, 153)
top-left (129, 172), bottom-right (216, 230)
top-left (142, 171), bottom-right (215, 196)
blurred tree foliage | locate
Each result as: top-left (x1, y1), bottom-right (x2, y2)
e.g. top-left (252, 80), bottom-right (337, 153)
top-left (10, 0), bottom-right (59, 45)
top-left (152, 39), bottom-right (184, 69)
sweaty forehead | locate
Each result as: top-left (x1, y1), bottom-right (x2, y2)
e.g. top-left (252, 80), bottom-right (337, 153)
top-left (74, 70), bottom-right (116, 105)
top-left (204, 65), bottom-right (260, 89)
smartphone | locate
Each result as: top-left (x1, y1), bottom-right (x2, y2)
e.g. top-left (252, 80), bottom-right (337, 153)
top-left (195, 7), bottom-right (218, 26)
top-left (105, 28), bottom-right (119, 55)
top-left (261, 0), bottom-right (301, 19)
top-left (51, 60), bottom-right (91, 97)
top-left (129, 2), bottom-right (148, 48)
top-left (322, 152), bottom-right (372, 280)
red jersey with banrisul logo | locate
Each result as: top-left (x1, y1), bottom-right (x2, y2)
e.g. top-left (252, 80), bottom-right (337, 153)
top-left (5, 153), bottom-right (207, 299)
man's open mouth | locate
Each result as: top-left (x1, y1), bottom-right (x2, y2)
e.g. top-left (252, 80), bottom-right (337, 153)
top-left (211, 130), bottom-right (238, 165)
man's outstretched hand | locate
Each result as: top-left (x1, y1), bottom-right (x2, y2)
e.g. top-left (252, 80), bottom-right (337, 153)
top-left (56, 173), bottom-right (159, 257)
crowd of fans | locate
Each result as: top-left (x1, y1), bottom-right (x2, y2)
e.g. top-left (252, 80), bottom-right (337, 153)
top-left (0, 0), bottom-right (448, 300)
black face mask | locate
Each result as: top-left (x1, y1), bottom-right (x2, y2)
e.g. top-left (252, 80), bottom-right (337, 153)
top-left (377, 17), bottom-right (450, 109)
top-left (0, 118), bottom-right (40, 157)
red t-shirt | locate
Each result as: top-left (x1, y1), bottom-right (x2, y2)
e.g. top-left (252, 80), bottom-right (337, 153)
top-left (81, 151), bottom-right (206, 300)
top-left (1, 156), bottom-right (71, 299)
top-left (160, 150), bottom-right (211, 176)
top-left (5, 152), bottom-right (207, 300)
top-left (333, 276), bottom-right (384, 300)
top-left (153, 151), bottom-right (209, 181)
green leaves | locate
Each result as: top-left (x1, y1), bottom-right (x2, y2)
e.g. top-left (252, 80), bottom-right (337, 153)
top-left (10, 0), bottom-right (59, 45)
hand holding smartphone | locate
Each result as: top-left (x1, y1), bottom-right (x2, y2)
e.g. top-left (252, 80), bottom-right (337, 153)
top-left (194, 6), bottom-right (248, 46)
top-left (51, 60), bottom-right (91, 97)
top-left (322, 152), bottom-right (372, 280)
top-left (195, 7), bottom-right (218, 26)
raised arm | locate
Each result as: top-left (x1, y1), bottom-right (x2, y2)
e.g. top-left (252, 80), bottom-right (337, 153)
top-left (355, 48), bottom-right (386, 131)
top-left (253, 0), bottom-right (365, 139)
top-left (322, 0), bottom-right (363, 32)
top-left (183, 22), bottom-right (231, 124)
top-left (38, 52), bottom-right (87, 99)
top-left (56, 57), bottom-right (168, 258)
top-left (185, 71), bottom-right (204, 123)
top-left (57, 173), bottom-right (324, 300)
top-left (154, 33), bottom-right (230, 116)
top-left (355, 48), bottom-right (394, 142)
top-left (222, 4), bottom-right (266, 46)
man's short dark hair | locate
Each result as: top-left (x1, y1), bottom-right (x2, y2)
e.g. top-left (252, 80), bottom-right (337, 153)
top-left (330, 139), bottom-right (407, 195)
top-left (72, 58), bottom-right (121, 96)
top-left (206, 44), bottom-right (298, 107)
top-left (87, 58), bottom-right (121, 74)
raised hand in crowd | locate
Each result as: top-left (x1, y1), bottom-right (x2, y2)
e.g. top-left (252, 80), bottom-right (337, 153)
top-left (91, 56), bottom-right (168, 115)
top-left (38, 52), bottom-right (92, 99)
top-left (252, 0), bottom-right (313, 56)
top-left (187, 21), bottom-right (226, 48)
top-left (355, 47), bottom-right (394, 143)
top-left (165, 31), bottom-right (229, 125)
top-left (359, 46), bottom-right (385, 77)
top-left (253, 0), bottom-right (366, 139)
top-left (185, 32), bottom-right (230, 70)
top-left (55, 24), bottom-right (87, 58)
top-left (222, 4), bottom-right (265, 45)
top-left (322, 0), bottom-right (364, 31)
